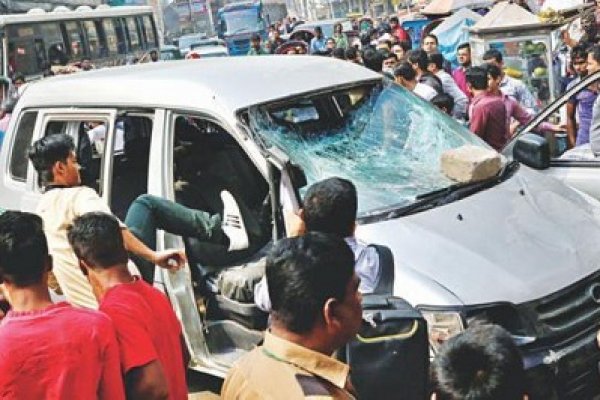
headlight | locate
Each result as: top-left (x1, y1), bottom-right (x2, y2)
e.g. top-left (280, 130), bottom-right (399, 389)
top-left (420, 310), bottom-right (464, 354)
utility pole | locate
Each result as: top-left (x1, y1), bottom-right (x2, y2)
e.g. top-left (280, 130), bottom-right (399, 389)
top-left (187, 0), bottom-right (196, 32)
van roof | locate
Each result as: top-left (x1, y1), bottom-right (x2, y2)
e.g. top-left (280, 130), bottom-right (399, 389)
top-left (19, 56), bottom-right (380, 115)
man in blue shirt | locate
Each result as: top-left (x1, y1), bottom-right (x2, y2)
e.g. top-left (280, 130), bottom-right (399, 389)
top-left (310, 26), bottom-right (327, 54)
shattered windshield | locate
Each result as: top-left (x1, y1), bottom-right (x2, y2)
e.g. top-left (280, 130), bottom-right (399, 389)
top-left (248, 81), bottom-right (489, 214)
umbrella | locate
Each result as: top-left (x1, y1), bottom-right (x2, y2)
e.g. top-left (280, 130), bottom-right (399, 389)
top-left (421, 0), bottom-right (493, 16)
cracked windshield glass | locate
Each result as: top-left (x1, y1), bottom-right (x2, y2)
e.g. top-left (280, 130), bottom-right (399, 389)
top-left (249, 81), bottom-right (489, 214)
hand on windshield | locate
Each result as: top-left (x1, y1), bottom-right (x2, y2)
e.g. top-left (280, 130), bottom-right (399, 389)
top-left (153, 249), bottom-right (187, 270)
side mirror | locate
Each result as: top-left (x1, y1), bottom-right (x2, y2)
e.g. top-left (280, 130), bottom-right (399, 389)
top-left (513, 133), bottom-right (550, 170)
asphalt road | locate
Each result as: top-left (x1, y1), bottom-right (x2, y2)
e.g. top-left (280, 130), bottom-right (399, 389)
top-left (187, 369), bottom-right (223, 399)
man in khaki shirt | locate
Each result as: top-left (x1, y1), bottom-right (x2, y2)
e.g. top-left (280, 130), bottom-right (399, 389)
top-left (221, 232), bottom-right (362, 399)
top-left (28, 134), bottom-right (185, 308)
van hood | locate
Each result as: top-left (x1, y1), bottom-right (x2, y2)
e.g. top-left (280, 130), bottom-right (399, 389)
top-left (356, 166), bottom-right (600, 306)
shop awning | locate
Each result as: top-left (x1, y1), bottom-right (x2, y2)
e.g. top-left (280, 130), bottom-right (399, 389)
top-left (470, 1), bottom-right (560, 34)
top-left (421, 0), bottom-right (493, 16)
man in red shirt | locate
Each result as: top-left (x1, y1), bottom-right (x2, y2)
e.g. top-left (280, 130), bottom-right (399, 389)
top-left (0, 211), bottom-right (124, 400)
top-left (466, 66), bottom-right (507, 151)
top-left (68, 212), bottom-right (187, 400)
top-left (390, 16), bottom-right (410, 42)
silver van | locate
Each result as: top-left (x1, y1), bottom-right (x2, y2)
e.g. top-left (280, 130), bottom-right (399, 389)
top-left (1, 57), bottom-right (600, 399)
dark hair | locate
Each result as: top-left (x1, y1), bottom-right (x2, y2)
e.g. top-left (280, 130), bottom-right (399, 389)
top-left (12, 73), bottom-right (25, 84)
top-left (431, 324), bottom-right (525, 400)
top-left (431, 93), bottom-right (454, 114)
top-left (466, 66), bottom-right (488, 91)
top-left (589, 44), bottom-right (600, 64)
top-left (314, 26), bottom-right (322, 34)
top-left (251, 33), bottom-right (261, 41)
top-left (407, 49), bottom-right (428, 71)
top-left (380, 49), bottom-right (397, 61)
top-left (266, 232), bottom-right (355, 333)
top-left (397, 39), bottom-right (412, 52)
top-left (345, 47), bottom-right (358, 60)
top-left (485, 63), bottom-right (502, 80)
top-left (0, 211), bottom-right (48, 287)
top-left (67, 212), bottom-right (128, 268)
top-left (457, 43), bottom-right (470, 52)
top-left (362, 48), bottom-right (385, 72)
top-left (332, 48), bottom-right (346, 60)
top-left (423, 33), bottom-right (438, 45)
top-left (394, 61), bottom-right (417, 81)
top-left (390, 16), bottom-right (399, 24)
top-left (28, 133), bottom-right (75, 186)
top-left (428, 52), bottom-right (445, 70)
top-left (482, 49), bottom-right (503, 63)
top-left (571, 44), bottom-right (588, 61)
top-left (302, 177), bottom-right (357, 237)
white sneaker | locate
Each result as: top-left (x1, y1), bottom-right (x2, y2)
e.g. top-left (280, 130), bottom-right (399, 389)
top-left (221, 190), bottom-right (249, 251)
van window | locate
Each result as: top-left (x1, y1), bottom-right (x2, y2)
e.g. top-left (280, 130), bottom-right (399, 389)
top-left (102, 18), bottom-right (119, 55)
top-left (125, 17), bottom-right (141, 52)
top-left (82, 20), bottom-right (101, 59)
top-left (9, 111), bottom-right (38, 181)
top-left (113, 18), bottom-right (128, 54)
top-left (63, 21), bottom-right (86, 60)
top-left (142, 15), bottom-right (157, 48)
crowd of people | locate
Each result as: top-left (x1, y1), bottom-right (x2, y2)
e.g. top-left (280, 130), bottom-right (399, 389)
top-left (0, 135), bottom-right (533, 398)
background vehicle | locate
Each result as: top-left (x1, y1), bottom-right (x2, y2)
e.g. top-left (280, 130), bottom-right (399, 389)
top-left (292, 18), bottom-right (352, 39)
top-left (0, 5), bottom-right (159, 81)
top-left (2, 58), bottom-right (600, 399)
top-left (216, 0), bottom-right (267, 55)
top-left (160, 44), bottom-right (183, 60)
top-left (188, 38), bottom-right (229, 58)
top-left (177, 32), bottom-right (208, 57)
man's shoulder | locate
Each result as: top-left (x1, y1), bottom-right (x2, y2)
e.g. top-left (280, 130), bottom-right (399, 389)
top-left (224, 347), bottom-right (325, 399)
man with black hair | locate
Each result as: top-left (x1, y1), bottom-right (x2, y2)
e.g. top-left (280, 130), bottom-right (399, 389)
top-left (394, 61), bottom-right (438, 101)
top-left (486, 63), bottom-right (561, 139)
top-left (223, 233), bottom-right (362, 399)
top-left (382, 50), bottom-right (398, 75)
top-left (255, 177), bottom-right (380, 311)
top-left (422, 33), bottom-right (439, 54)
top-left (428, 53), bottom-right (467, 119)
top-left (483, 48), bottom-right (537, 112)
top-left (466, 66), bottom-right (507, 150)
top-left (389, 16), bottom-right (410, 42)
top-left (407, 49), bottom-right (443, 94)
top-left (566, 45), bottom-right (596, 147)
top-left (0, 211), bottom-right (124, 399)
top-left (452, 43), bottom-right (471, 97)
top-left (362, 48), bottom-right (385, 72)
top-left (248, 33), bottom-right (267, 55)
top-left (430, 324), bottom-right (527, 400)
top-left (28, 133), bottom-right (247, 308)
top-left (68, 212), bottom-right (187, 400)
top-left (431, 93), bottom-right (454, 115)
top-left (345, 47), bottom-right (361, 64)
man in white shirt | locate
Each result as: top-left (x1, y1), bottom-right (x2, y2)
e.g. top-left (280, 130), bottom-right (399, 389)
top-left (428, 53), bottom-right (468, 119)
top-left (254, 177), bottom-right (380, 311)
top-left (394, 61), bottom-right (438, 101)
top-left (27, 134), bottom-right (187, 308)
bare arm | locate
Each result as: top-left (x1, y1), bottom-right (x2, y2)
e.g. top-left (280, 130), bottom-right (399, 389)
top-left (121, 228), bottom-right (187, 270)
top-left (566, 101), bottom-right (577, 149)
top-left (125, 360), bottom-right (170, 400)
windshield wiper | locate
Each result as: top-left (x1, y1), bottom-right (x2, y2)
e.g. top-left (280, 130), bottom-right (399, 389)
top-left (361, 161), bottom-right (520, 223)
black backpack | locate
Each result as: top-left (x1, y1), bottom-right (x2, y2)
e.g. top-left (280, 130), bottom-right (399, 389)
top-left (340, 244), bottom-right (430, 400)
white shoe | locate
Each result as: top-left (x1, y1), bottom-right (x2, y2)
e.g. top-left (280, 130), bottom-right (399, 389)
top-left (221, 191), bottom-right (249, 251)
